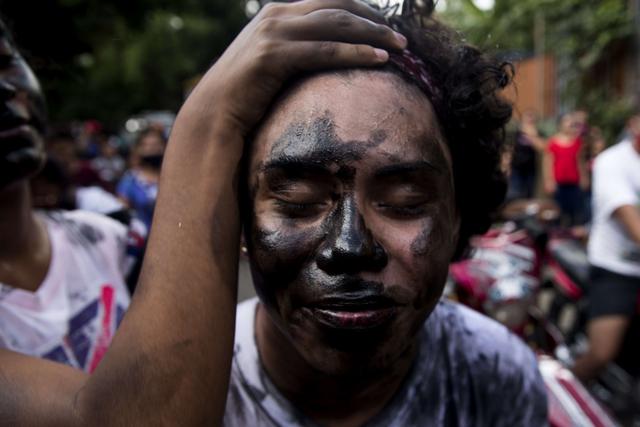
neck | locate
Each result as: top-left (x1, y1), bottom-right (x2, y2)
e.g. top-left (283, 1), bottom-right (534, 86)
top-left (0, 180), bottom-right (51, 292)
top-left (138, 165), bottom-right (161, 180)
top-left (255, 304), bottom-right (417, 427)
top-left (0, 181), bottom-right (40, 258)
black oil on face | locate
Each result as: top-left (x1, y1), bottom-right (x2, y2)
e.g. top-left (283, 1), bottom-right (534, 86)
top-left (245, 71), bottom-right (459, 375)
top-left (0, 25), bottom-right (47, 190)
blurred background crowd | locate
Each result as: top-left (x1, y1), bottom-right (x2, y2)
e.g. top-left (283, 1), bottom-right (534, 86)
top-left (0, 0), bottom-right (634, 228)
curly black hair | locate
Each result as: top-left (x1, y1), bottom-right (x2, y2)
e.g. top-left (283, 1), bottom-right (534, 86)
top-left (387, 1), bottom-right (513, 258)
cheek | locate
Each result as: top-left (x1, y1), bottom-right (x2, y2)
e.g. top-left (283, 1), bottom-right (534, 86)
top-left (248, 204), bottom-right (325, 304)
top-left (370, 209), bottom-right (455, 302)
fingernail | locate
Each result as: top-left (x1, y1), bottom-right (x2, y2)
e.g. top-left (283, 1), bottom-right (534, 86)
top-left (395, 32), bottom-right (407, 47)
top-left (374, 48), bottom-right (389, 62)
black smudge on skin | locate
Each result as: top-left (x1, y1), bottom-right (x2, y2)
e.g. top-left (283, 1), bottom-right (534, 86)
top-left (316, 195), bottom-right (387, 275)
top-left (246, 112), bottom-right (395, 323)
top-left (268, 113), bottom-right (388, 168)
top-left (369, 129), bottom-right (388, 148)
top-left (410, 218), bottom-right (434, 256)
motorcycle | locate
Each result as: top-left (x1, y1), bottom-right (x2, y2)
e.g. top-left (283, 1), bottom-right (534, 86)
top-left (547, 238), bottom-right (640, 426)
top-left (446, 199), bottom-right (619, 426)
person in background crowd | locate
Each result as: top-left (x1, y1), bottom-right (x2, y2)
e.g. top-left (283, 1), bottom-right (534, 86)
top-left (91, 132), bottom-right (125, 193)
top-left (573, 113), bottom-right (640, 382)
top-left (0, 18), bottom-right (135, 372)
top-left (0, 2), bottom-right (546, 425)
top-left (41, 131), bottom-right (126, 215)
top-left (46, 129), bottom-right (103, 188)
top-left (573, 109), bottom-right (590, 139)
top-left (116, 128), bottom-right (165, 230)
top-left (586, 126), bottom-right (606, 168)
top-left (75, 119), bottom-right (102, 159)
top-left (543, 112), bottom-right (588, 225)
top-left (507, 110), bottom-right (546, 200)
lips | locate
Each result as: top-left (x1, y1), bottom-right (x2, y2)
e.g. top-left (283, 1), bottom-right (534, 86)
top-left (0, 124), bottom-right (41, 159)
top-left (307, 294), bottom-right (399, 330)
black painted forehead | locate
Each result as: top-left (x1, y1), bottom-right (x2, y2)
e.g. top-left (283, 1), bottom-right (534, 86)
top-left (262, 112), bottom-right (447, 175)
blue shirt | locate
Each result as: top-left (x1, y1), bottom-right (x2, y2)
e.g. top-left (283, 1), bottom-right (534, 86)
top-left (116, 171), bottom-right (158, 230)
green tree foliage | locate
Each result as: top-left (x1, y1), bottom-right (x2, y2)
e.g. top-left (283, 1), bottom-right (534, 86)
top-left (439, 0), bottom-right (635, 140)
top-left (0, 0), bottom-right (247, 126)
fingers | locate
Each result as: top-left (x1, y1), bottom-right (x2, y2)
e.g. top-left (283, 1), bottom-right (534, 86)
top-left (278, 8), bottom-right (405, 50)
top-left (286, 41), bottom-right (390, 71)
top-left (289, 0), bottom-right (387, 24)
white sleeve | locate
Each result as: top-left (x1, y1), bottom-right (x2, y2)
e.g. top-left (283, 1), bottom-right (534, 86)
top-left (593, 153), bottom-right (637, 219)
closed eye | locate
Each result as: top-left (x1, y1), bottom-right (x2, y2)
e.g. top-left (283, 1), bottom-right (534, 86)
top-left (273, 199), bottom-right (327, 219)
top-left (376, 202), bottom-right (427, 218)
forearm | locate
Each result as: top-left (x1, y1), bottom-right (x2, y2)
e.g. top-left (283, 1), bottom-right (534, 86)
top-left (613, 205), bottom-right (640, 246)
top-left (542, 154), bottom-right (549, 179)
top-left (542, 153), bottom-right (554, 187)
top-left (0, 116), bottom-right (242, 427)
top-left (78, 104), bottom-right (244, 425)
top-left (0, 350), bottom-right (86, 426)
top-left (530, 135), bottom-right (546, 152)
top-left (0, 3), bottom-right (404, 423)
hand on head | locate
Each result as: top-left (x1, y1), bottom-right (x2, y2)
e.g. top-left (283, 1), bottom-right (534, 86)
top-left (178, 0), bottom-right (407, 138)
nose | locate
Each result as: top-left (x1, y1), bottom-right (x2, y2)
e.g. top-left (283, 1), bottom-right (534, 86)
top-left (316, 196), bottom-right (387, 275)
top-left (0, 80), bottom-right (16, 102)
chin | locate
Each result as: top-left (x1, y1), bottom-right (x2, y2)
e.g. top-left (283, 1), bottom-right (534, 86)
top-left (288, 314), bottom-right (414, 377)
top-left (299, 343), bottom-right (400, 377)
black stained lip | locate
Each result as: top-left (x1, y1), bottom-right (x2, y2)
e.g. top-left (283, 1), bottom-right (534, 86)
top-left (0, 113), bottom-right (28, 131)
top-left (0, 124), bottom-right (39, 156)
top-left (309, 294), bottom-right (399, 311)
top-left (306, 304), bottom-right (399, 331)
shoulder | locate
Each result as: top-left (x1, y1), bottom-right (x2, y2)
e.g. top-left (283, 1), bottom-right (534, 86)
top-left (117, 171), bottom-right (138, 189)
top-left (429, 301), bottom-right (534, 363)
top-left (428, 300), bottom-right (546, 394)
top-left (593, 141), bottom-right (636, 178)
top-left (594, 140), bottom-right (632, 171)
top-left (425, 301), bottom-right (547, 424)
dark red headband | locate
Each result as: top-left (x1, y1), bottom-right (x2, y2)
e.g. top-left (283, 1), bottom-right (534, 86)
top-left (388, 49), bottom-right (441, 106)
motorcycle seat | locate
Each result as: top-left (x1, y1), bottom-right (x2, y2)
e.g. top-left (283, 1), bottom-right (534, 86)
top-left (549, 240), bottom-right (590, 290)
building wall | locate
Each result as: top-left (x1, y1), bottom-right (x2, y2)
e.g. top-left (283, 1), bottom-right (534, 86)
top-left (502, 55), bottom-right (557, 120)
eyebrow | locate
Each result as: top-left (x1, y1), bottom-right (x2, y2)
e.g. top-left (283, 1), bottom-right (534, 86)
top-left (261, 157), bottom-right (331, 175)
top-left (373, 161), bottom-right (442, 178)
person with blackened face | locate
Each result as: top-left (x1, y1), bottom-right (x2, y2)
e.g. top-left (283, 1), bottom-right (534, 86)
top-left (0, 1), bottom-right (546, 425)
top-left (0, 20), bottom-right (134, 373)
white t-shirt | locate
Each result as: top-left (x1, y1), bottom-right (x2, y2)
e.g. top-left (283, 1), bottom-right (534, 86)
top-left (588, 139), bottom-right (640, 276)
top-left (75, 186), bottom-right (125, 214)
top-left (0, 210), bottom-right (131, 372)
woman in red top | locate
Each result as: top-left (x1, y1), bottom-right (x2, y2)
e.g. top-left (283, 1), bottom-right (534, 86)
top-left (543, 112), bottom-right (589, 225)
